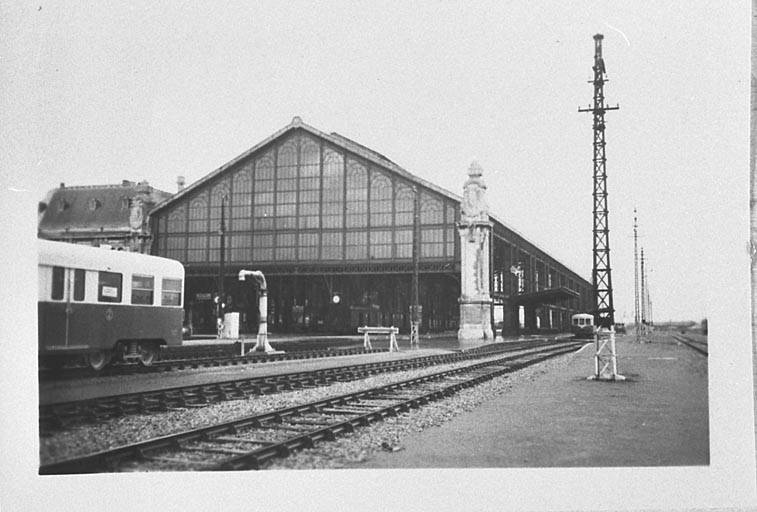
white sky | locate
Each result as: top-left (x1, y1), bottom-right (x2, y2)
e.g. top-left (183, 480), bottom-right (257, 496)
top-left (2, 2), bottom-right (750, 322)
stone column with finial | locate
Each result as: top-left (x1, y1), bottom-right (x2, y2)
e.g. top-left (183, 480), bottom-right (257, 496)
top-left (457, 161), bottom-right (494, 343)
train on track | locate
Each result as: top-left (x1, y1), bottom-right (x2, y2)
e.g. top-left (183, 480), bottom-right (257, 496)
top-left (38, 239), bottom-right (185, 370)
top-left (570, 313), bottom-right (595, 339)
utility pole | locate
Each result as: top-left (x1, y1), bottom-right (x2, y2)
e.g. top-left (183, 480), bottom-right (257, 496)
top-left (410, 186), bottom-right (421, 348)
top-left (579, 34), bottom-right (623, 380)
top-left (645, 259), bottom-right (653, 331)
top-left (633, 209), bottom-right (641, 343)
top-left (217, 195), bottom-right (227, 338)
top-left (640, 247), bottom-right (647, 340)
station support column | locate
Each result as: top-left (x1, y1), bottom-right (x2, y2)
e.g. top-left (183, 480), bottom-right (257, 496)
top-left (457, 161), bottom-right (494, 344)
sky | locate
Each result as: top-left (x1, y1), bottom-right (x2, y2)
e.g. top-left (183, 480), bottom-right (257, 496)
top-left (2, 1), bottom-right (750, 323)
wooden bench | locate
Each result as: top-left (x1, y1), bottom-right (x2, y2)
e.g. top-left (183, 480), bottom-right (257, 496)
top-left (357, 326), bottom-right (399, 352)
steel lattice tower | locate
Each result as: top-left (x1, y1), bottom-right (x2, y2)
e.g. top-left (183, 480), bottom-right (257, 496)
top-left (640, 247), bottom-right (647, 335)
top-left (579, 34), bottom-right (619, 329)
top-left (633, 209), bottom-right (640, 343)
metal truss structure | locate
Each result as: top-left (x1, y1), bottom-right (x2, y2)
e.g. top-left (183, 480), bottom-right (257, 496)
top-left (579, 34), bottom-right (619, 330)
top-left (580, 34), bottom-right (624, 381)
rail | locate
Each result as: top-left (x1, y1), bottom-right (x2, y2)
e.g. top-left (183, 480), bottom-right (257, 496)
top-left (39, 338), bottom-right (568, 433)
top-left (40, 341), bottom-right (582, 474)
top-left (671, 334), bottom-right (708, 356)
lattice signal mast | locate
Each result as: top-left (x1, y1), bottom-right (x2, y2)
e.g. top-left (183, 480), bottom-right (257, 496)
top-left (633, 209), bottom-right (641, 343)
top-left (579, 34), bottom-right (619, 329)
top-left (640, 247), bottom-right (647, 335)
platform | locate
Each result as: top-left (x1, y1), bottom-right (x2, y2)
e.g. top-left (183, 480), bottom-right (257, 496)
top-left (38, 333), bottom-right (561, 405)
top-left (358, 332), bottom-right (709, 468)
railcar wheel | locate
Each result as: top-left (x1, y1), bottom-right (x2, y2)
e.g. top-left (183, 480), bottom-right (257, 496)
top-left (137, 344), bottom-right (157, 367)
top-left (88, 350), bottom-right (112, 371)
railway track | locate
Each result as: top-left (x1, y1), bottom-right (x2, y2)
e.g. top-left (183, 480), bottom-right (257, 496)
top-left (39, 338), bottom-right (564, 433)
top-left (40, 344), bottom-right (386, 381)
top-left (40, 341), bottom-right (581, 474)
top-left (671, 334), bottom-right (708, 356)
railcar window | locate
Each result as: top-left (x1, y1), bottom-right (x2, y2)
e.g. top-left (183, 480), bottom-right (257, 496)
top-left (51, 266), bottom-right (64, 300)
top-left (131, 275), bottom-right (154, 305)
top-left (73, 269), bottom-right (85, 301)
top-left (98, 271), bottom-right (122, 303)
top-left (161, 278), bottom-right (182, 306)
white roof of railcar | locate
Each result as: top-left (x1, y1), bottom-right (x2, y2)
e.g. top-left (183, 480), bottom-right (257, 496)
top-left (571, 313), bottom-right (594, 319)
top-left (38, 239), bottom-right (184, 278)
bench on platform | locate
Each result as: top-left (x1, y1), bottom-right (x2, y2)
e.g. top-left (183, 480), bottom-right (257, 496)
top-left (357, 326), bottom-right (399, 352)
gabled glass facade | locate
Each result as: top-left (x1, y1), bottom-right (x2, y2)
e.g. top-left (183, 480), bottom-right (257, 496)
top-left (151, 125), bottom-right (591, 336)
top-left (152, 129), bottom-right (461, 334)
top-left (154, 132), bottom-right (458, 267)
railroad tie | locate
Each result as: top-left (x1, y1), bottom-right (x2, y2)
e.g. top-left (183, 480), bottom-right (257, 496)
top-left (213, 435), bottom-right (276, 445)
top-left (181, 445), bottom-right (256, 456)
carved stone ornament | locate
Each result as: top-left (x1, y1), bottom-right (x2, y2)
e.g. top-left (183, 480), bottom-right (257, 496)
top-left (461, 161), bottom-right (489, 223)
top-left (129, 197), bottom-right (144, 230)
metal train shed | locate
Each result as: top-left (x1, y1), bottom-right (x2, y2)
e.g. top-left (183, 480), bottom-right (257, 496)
top-left (149, 117), bottom-right (592, 336)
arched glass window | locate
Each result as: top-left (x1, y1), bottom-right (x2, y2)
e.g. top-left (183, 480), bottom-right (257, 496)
top-left (346, 160), bottom-right (367, 228)
top-left (231, 166), bottom-right (252, 231)
top-left (395, 184), bottom-right (415, 226)
top-left (322, 149), bottom-right (343, 229)
top-left (167, 204), bottom-right (187, 232)
top-left (370, 172), bottom-right (392, 227)
top-left (208, 181), bottom-right (229, 262)
top-left (209, 181), bottom-right (230, 219)
top-left (166, 205), bottom-right (187, 260)
top-left (300, 137), bottom-right (320, 167)
top-left (277, 138), bottom-right (297, 167)
top-left (254, 153), bottom-right (275, 230)
top-left (420, 193), bottom-right (443, 224)
top-left (298, 139), bottom-right (321, 230)
top-left (187, 193), bottom-right (208, 232)
top-left (255, 153), bottom-right (275, 180)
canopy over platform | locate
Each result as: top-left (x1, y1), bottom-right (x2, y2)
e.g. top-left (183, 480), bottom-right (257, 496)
top-left (506, 287), bottom-right (580, 306)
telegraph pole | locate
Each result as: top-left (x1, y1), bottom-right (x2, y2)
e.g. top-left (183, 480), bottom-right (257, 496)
top-left (640, 247), bottom-right (647, 339)
top-left (644, 256), bottom-right (653, 333)
top-left (633, 209), bottom-right (641, 343)
top-left (217, 195), bottom-right (227, 337)
top-left (579, 34), bottom-right (623, 380)
top-left (410, 186), bottom-right (421, 348)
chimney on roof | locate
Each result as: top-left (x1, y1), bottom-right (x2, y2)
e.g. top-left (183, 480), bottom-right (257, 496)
top-left (177, 176), bottom-right (185, 191)
top-left (60, 183), bottom-right (65, 188)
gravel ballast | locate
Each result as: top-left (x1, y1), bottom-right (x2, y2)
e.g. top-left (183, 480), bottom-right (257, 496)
top-left (39, 346), bottom-right (579, 468)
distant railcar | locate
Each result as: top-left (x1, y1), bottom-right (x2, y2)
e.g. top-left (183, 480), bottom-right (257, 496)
top-left (570, 313), bottom-right (595, 339)
top-left (38, 239), bottom-right (185, 370)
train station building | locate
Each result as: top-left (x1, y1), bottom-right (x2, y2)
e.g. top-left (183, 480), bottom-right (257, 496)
top-left (38, 180), bottom-right (171, 253)
top-left (149, 117), bottom-right (592, 335)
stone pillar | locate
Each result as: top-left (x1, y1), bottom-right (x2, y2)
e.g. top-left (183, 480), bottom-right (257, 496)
top-left (458, 162), bottom-right (494, 343)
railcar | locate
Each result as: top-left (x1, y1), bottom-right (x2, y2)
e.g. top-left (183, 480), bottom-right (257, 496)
top-left (570, 313), bottom-right (595, 339)
top-left (38, 239), bottom-right (185, 370)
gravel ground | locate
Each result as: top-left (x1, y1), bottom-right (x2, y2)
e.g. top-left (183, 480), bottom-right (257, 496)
top-left (39, 345), bottom-right (571, 466)
top-left (264, 349), bottom-right (575, 469)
